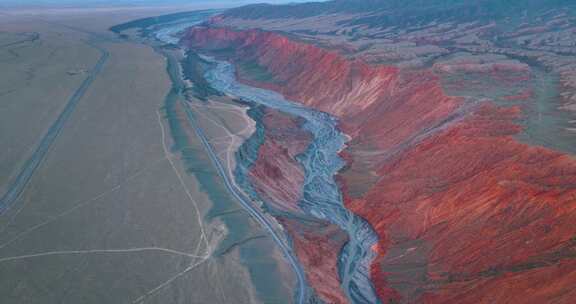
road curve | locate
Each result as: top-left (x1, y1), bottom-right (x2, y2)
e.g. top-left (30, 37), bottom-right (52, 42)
top-left (0, 41), bottom-right (110, 214)
top-left (180, 101), bottom-right (308, 304)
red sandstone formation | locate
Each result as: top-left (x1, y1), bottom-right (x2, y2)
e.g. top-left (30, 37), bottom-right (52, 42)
top-left (245, 108), bottom-right (348, 303)
top-left (279, 217), bottom-right (350, 304)
top-left (183, 25), bottom-right (576, 303)
top-left (353, 103), bottom-right (576, 302)
top-left (248, 109), bottom-right (311, 214)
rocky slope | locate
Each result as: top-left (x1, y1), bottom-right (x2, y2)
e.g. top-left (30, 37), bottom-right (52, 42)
top-left (243, 107), bottom-right (349, 303)
top-left (182, 1), bottom-right (576, 303)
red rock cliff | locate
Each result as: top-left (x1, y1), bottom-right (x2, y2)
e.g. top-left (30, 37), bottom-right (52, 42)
top-left (244, 107), bottom-right (349, 303)
top-left (183, 27), bottom-right (576, 303)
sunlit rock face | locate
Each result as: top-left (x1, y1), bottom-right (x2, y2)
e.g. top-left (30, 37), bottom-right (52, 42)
top-left (183, 1), bottom-right (576, 302)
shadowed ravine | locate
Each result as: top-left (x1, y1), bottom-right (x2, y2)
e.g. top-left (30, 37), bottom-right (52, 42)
top-left (201, 58), bottom-right (380, 304)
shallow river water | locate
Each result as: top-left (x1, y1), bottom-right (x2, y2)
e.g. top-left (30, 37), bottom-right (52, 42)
top-left (202, 59), bottom-right (380, 304)
top-left (144, 9), bottom-right (381, 303)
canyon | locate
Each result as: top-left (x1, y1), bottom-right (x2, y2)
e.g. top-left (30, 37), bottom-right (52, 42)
top-left (180, 1), bottom-right (576, 303)
top-left (1, 2), bottom-right (573, 303)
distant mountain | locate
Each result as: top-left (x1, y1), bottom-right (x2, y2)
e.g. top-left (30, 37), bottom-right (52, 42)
top-left (224, 0), bottom-right (576, 24)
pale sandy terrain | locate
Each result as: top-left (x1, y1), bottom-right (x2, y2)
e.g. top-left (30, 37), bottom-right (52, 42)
top-left (0, 7), bottom-right (271, 304)
top-left (0, 16), bottom-right (100, 193)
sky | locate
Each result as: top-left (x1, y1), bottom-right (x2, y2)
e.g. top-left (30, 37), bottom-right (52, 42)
top-left (1, 0), bottom-right (312, 6)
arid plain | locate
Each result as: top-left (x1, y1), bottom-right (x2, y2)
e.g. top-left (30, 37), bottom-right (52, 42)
top-left (0, 6), bottom-right (282, 304)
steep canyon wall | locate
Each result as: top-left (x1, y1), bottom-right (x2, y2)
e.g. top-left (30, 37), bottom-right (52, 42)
top-left (183, 26), bottom-right (576, 304)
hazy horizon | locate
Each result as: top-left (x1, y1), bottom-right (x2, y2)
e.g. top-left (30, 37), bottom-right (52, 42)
top-left (0, 0), bottom-right (318, 8)
top-left (0, 0), bottom-right (314, 8)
